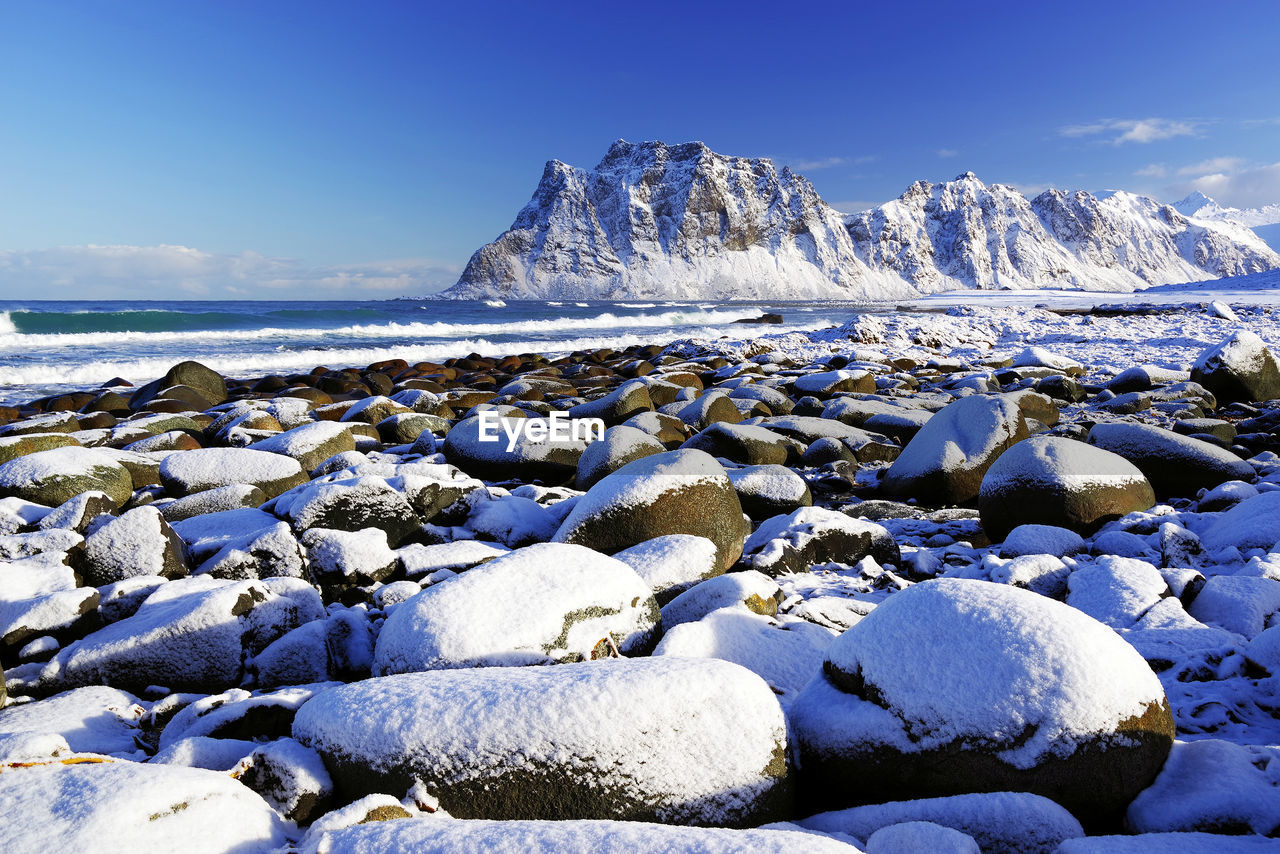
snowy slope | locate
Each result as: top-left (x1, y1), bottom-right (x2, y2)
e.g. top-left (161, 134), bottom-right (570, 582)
top-left (1174, 191), bottom-right (1280, 252)
top-left (444, 142), bottom-right (1280, 300)
top-left (445, 140), bottom-right (903, 301)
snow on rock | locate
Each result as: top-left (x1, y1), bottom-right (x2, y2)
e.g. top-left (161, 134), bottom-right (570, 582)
top-left (1190, 329), bottom-right (1280, 404)
top-left (881, 395), bottom-right (1028, 505)
top-left (575, 424), bottom-right (666, 490)
top-left (302, 818), bottom-right (861, 854)
top-left (660, 570), bottom-right (784, 629)
top-left (271, 475), bottom-right (421, 547)
top-left (81, 505), bottom-right (189, 586)
top-left (1199, 491), bottom-right (1280, 554)
top-left (159, 447), bottom-right (306, 498)
top-left (150, 735), bottom-right (259, 771)
top-left (999, 524), bottom-right (1087, 558)
top-left (1065, 556), bottom-right (1170, 629)
top-left (301, 527), bottom-right (399, 586)
top-left (554, 448), bottom-right (745, 572)
top-left (36, 490), bottom-right (116, 533)
top-left (682, 421), bottom-right (797, 468)
top-left (372, 542), bottom-right (660, 673)
top-left (1086, 421), bottom-right (1255, 498)
top-left (739, 507), bottom-right (898, 577)
top-left (864, 822), bottom-right (979, 854)
top-left (33, 578), bottom-right (308, 694)
top-left (159, 483), bottom-right (268, 522)
top-left (442, 413), bottom-right (591, 484)
top-left (978, 436), bottom-right (1156, 540)
top-left (986, 554), bottom-right (1072, 598)
top-left (613, 534), bottom-right (721, 602)
top-left (791, 578), bottom-right (1173, 824)
top-left (796, 790), bottom-right (1084, 854)
top-left (0, 685), bottom-right (146, 756)
top-left (396, 540), bottom-right (510, 580)
top-left (1127, 739), bottom-right (1280, 835)
top-left (0, 759), bottom-right (288, 853)
top-left (0, 446), bottom-right (133, 507)
top-left (1187, 575), bottom-right (1280, 640)
top-left (293, 658), bottom-right (791, 825)
top-left (461, 491), bottom-right (560, 547)
top-left (232, 736), bottom-right (334, 823)
top-left (653, 607), bottom-right (834, 702)
top-left (726, 464), bottom-right (813, 519)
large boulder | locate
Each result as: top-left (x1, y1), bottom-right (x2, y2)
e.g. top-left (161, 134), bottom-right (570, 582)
top-left (159, 448), bottom-right (306, 499)
top-left (554, 449), bottom-right (746, 573)
top-left (273, 476), bottom-right (421, 547)
top-left (738, 507), bottom-right (899, 576)
top-left (0, 446), bottom-right (134, 507)
top-left (1086, 421), bottom-right (1254, 499)
top-left (128, 360), bottom-right (229, 410)
top-left (1190, 330), bottom-right (1280, 404)
top-left (574, 425), bottom-right (665, 491)
top-left (790, 578), bottom-right (1174, 827)
top-left (250, 421), bottom-right (357, 473)
top-left (81, 505), bottom-right (189, 586)
top-left (0, 760), bottom-right (287, 854)
top-left (443, 413), bottom-right (594, 484)
top-left (293, 658), bottom-right (791, 825)
top-left (882, 395), bottom-right (1028, 505)
top-left (372, 543), bottom-right (660, 673)
top-left (682, 422), bottom-right (796, 466)
top-left (978, 436), bottom-right (1156, 541)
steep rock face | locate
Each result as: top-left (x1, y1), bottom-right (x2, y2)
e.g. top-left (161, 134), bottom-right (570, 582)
top-left (846, 174), bottom-right (1280, 293)
top-left (445, 143), bottom-right (1280, 299)
top-left (446, 140), bottom-right (895, 300)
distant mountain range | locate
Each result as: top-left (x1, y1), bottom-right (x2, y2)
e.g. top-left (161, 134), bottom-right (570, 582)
top-left (442, 140), bottom-right (1280, 300)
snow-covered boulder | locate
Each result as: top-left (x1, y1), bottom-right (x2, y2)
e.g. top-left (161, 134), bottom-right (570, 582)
top-left (864, 822), bottom-right (979, 854)
top-left (653, 608), bottom-right (834, 702)
top-left (0, 685), bottom-right (146, 755)
top-left (274, 476), bottom-right (421, 547)
top-left (1199, 490), bottom-right (1280, 554)
top-left (293, 658), bottom-right (792, 825)
top-left (1086, 421), bottom-right (1254, 498)
top-left (34, 577), bottom-right (310, 693)
top-left (739, 507), bottom-right (898, 576)
top-left (613, 534), bottom-right (721, 602)
top-left (442, 413), bottom-right (592, 484)
top-left (0, 760), bottom-right (287, 854)
top-left (1187, 575), bottom-right (1280, 639)
top-left (790, 578), bottom-right (1174, 826)
top-left (302, 527), bottom-right (399, 586)
top-left (660, 570), bottom-right (783, 629)
top-left (574, 424), bottom-right (665, 490)
top-left (0, 446), bottom-right (133, 507)
top-left (999, 524), bottom-right (1086, 558)
top-left (1190, 329), bottom-right (1280, 404)
top-left (978, 436), bottom-right (1156, 540)
top-left (302, 819), bottom-right (859, 853)
top-left (682, 421), bottom-right (796, 466)
top-left (554, 449), bottom-right (746, 573)
top-left (1065, 556), bottom-right (1169, 629)
top-left (250, 420), bottom-right (357, 473)
top-left (81, 505), bottom-right (189, 586)
top-left (568, 379), bottom-right (654, 425)
top-left (797, 791), bottom-right (1084, 854)
top-left (726, 464), bottom-right (813, 519)
top-left (159, 483), bottom-right (268, 522)
top-left (159, 447), bottom-right (306, 498)
top-left (37, 490), bottom-right (117, 533)
top-left (882, 395), bottom-right (1028, 505)
top-left (373, 542), bottom-right (660, 673)
top-left (1127, 739), bottom-right (1280, 835)
top-left (233, 736), bottom-right (334, 824)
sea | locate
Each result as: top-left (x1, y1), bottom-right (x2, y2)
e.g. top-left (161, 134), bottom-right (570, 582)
top-left (0, 298), bottom-right (869, 406)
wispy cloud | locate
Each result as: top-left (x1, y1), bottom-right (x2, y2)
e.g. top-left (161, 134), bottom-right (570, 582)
top-left (1175, 156), bottom-right (1245, 177)
top-left (1059, 117), bottom-right (1202, 145)
top-left (1241, 116), bottom-right (1280, 129)
top-left (788, 156), bottom-right (848, 171)
top-left (1179, 161), bottom-right (1280, 210)
top-left (0, 244), bottom-right (461, 299)
top-left (1135, 163), bottom-right (1168, 178)
top-left (937, 149), bottom-right (959, 158)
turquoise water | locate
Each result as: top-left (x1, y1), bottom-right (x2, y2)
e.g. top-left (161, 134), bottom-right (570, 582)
top-left (0, 298), bottom-right (866, 405)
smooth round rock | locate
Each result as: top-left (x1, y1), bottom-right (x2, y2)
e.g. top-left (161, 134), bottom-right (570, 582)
top-left (0, 446), bottom-right (134, 507)
top-left (159, 448), bottom-right (306, 499)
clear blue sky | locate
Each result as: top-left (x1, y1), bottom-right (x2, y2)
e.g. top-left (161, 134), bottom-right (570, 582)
top-left (1, 0), bottom-right (1278, 298)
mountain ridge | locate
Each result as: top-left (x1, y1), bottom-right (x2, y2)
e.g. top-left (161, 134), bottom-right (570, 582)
top-left (443, 141), bottom-right (1280, 300)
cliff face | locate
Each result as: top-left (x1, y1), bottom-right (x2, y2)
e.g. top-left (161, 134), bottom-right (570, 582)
top-left (444, 142), bottom-right (1280, 299)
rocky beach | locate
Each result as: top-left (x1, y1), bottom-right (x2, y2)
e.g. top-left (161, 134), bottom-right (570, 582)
top-left (1, 295), bottom-right (1280, 852)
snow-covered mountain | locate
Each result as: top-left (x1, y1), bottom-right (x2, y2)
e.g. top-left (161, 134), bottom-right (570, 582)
top-left (444, 140), bottom-right (901, 300)
top-left (443, 142), bottom-right (1280, 299)
top-left (1173, 191), bottom-right (1280, 253)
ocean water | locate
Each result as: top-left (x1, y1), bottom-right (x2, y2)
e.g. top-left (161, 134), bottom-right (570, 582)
top-left (0, 298), bottom-right (867, 406)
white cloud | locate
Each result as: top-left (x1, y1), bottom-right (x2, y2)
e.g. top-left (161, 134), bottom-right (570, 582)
top-left (0, 244), bottom-right (461, 299)
top-left (937, 149), bottom-right (959, 158)
top-left (1179, 161), bottom-right (1280, 209)
top-left (1135, 163), bottom-right (1168, 178)
top-left (1059, 117), bottom-right (1201, 145)
top-left (788, 156), bottom-right (847, 171)
top-left (1175, 156), bottom-right (1245, 177)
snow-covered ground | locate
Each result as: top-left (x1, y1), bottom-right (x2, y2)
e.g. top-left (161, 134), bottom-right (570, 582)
top-left (3, 284), bottom-right (1280, 852)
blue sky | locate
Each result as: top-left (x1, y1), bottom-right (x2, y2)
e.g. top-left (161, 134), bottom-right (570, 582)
top-left (1, 0), bottom-right (1278, 298)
